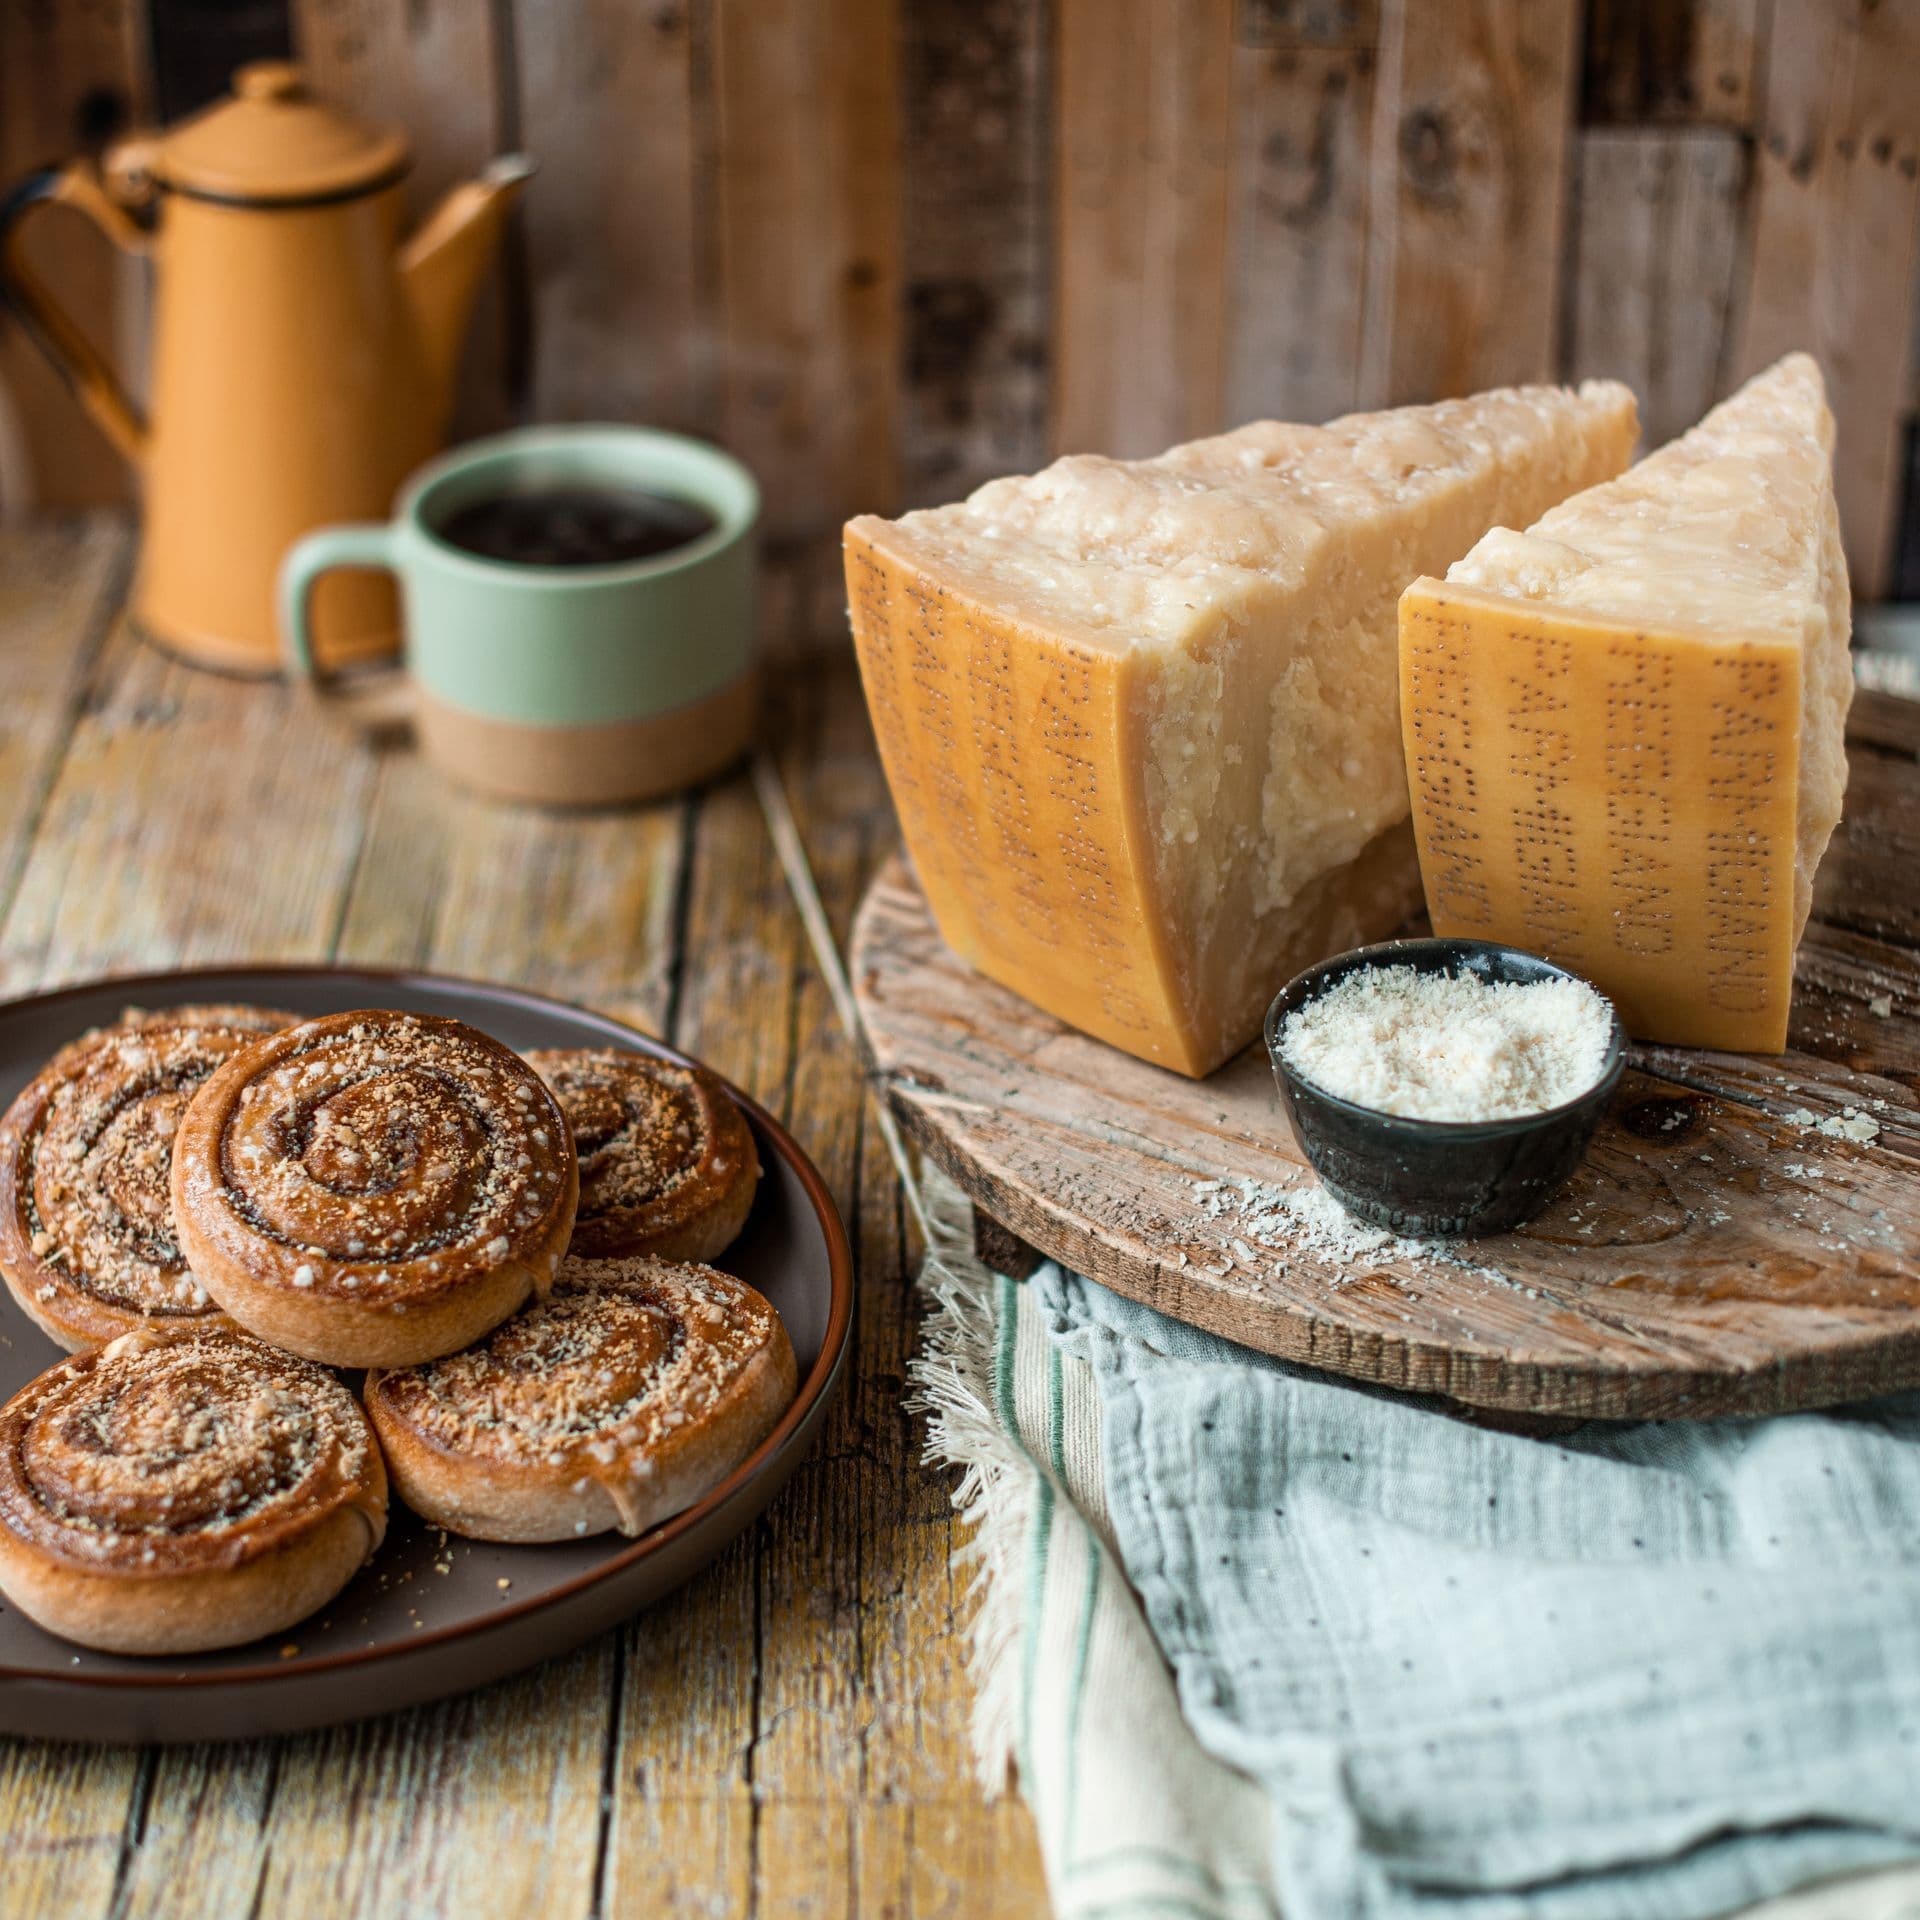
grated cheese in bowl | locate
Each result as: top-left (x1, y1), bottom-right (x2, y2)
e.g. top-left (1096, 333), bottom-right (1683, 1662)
top-left (1275, 963), bottom-right (1614, 1123)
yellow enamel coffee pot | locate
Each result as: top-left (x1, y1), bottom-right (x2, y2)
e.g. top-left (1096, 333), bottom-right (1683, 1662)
top-left (0, 61), bottom-right (532, 672)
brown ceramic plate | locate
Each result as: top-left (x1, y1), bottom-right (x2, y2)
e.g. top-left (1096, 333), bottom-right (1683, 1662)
top-left (0, 966), bottom-right (853, 1744)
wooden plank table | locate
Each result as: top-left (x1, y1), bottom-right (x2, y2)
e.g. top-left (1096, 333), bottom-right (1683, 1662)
top-left (0, 519), bottom-right (1048, 1919)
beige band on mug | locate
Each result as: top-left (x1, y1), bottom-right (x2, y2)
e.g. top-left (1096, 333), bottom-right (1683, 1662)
top-left (412, 671), bottom-right (758, 808)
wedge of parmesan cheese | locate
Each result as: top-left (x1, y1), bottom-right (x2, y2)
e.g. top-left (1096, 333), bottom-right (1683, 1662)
top-left (1399, 354), bottom-right (1850, 1054)
top-left (847, 383), bottom-right (1639, 1075)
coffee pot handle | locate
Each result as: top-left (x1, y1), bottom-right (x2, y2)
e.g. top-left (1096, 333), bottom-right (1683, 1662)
top-left (280, 524), bottom-right (415, 730)
top-left (0, 164), bottom-right (149, 464)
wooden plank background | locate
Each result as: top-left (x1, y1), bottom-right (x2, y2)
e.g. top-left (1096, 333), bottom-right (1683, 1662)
top-left (2, 0), bottom-right (1917, 591)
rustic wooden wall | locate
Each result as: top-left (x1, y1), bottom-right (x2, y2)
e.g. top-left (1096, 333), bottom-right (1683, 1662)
top-left (2, 0), bottom-right (1917, 596)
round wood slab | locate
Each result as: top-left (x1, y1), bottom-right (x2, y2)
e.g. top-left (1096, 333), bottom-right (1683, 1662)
top-left (852, 695), bottom-right (1920, 1421)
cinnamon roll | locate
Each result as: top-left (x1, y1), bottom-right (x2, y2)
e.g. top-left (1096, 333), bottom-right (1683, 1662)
top-left (172, 1011), bottom-right (579, 1369)
top-left (364, 1255), bottom-right (796, 1543)
top-left (46, 1001), bottom-right (296, 1073)
top-left (0, 1007), bottom-right (296, 1351)
top-left (0, 1325), bottom-right (387, 1655)
top-left (526, 1049), bottom-right (759, 1262)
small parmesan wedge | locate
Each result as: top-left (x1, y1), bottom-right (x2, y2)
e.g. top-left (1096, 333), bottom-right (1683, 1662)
top-left (848, 382), bottom-right (1639, 1076)
top-left (1400, 354), bottom-right (1851, 1053)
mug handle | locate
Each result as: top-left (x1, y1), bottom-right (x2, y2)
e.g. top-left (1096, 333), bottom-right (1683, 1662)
top-left (279, 524), bottom-right (414, 729)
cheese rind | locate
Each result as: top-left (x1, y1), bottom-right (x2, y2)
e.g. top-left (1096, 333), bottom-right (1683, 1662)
top-left (1399, 353), bottom-right (1851, 1053)
top-left (848, 383), bottom-right (1640, 1075)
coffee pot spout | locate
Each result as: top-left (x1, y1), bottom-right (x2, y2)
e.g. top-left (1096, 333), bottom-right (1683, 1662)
top-left (399, 153), bottom-right (536, 422)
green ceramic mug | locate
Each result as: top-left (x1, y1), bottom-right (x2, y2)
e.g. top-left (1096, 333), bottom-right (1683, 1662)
top-left (280, 425), bottom-right (759, 806)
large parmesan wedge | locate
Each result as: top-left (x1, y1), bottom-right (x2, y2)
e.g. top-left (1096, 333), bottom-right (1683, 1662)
top-left (1400, 353), bottom-right (1851, 1054)
top-left (847, 383), bottom-right (1639, 1076)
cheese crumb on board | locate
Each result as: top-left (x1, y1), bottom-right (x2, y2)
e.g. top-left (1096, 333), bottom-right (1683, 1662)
top-left (1189, 1174), bottom-right (1520, 1289)
top-left (1786, 1106), bottom-right (1881, 1144)
top-left (848, 382), bottom-right (1639, 1076)
top-left (1399, 354), bottom-right (1851, 1054)
top-left (1277, 964), bottom-right (1613, 1121)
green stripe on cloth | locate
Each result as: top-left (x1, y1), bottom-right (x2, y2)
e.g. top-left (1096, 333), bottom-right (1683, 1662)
top-left (1061, 1505), bottom-right (1100, 1865)
top-left (999, 1269), bottom-right (1055, 1791)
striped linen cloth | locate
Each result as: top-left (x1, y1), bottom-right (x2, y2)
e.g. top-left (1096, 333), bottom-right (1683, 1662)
top-left (911, 1171), bottom-right (1920, 1920)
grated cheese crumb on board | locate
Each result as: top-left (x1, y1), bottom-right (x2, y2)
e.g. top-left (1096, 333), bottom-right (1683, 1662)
top-left (1187, 1174), bottom-right (1524, 1291)
top-left (1276, 964), bottom-right (1613, 1122)
top-left (1786, 1105), bottom-right (1881, 1144)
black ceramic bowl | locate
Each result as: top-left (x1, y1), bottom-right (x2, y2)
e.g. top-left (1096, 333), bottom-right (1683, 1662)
top-left (1263, 937), bottom-right (1626, 1238)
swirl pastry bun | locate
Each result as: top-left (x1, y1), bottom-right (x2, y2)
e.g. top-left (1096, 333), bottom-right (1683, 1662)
top-left (526, 1049), bottom-right (759, 1262)
top-left (0, 1006), bottom-right (296, 1351)
top-left (0, 1325), bottom-right (387, 1655)
top-left (172, 1011), bottom-right (579, 1369)
top-left (45, 1001), bottom-right (296, 1074)
top-left (365, 1256), bottom-right (797, 1543)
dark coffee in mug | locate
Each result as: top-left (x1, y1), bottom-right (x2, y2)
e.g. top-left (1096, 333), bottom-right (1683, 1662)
top-left (436, 486), bottom-right (718, 568)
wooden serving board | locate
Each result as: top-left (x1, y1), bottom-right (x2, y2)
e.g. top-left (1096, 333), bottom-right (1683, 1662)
top-left (852, 691), bottom-right (1920, 1421)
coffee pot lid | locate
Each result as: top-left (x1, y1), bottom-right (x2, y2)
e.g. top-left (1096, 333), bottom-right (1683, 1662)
top-left (143, 61), bottom-right (410, 205)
